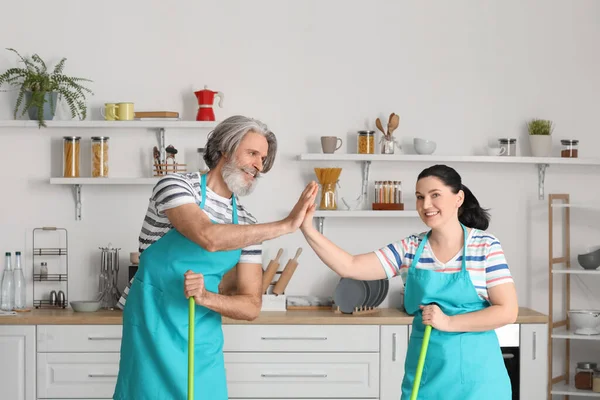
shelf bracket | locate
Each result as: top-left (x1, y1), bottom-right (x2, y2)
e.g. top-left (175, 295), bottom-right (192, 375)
top-left (315, 217), bottom-right (324, 234)
top-left (72, 184), bottom-right (82, 221)
top-left (157, 128), bottom-right (166, 163)
top-left (537, 164), bottom-right (549, 200)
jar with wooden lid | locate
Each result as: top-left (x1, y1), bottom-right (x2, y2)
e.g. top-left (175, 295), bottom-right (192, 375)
top-left (561, 139), bottom-right (579, 158)
top-left (357, 130), bottom-right (375, 154)
top-left (91, 136), bottom-right (109, 177)
top-left (62, 136), bottom-right (81, 177)
top-left (575, 362), bottom-right (596, 390)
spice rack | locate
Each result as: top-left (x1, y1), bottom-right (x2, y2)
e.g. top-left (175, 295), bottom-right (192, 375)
top-left (547, 194), bottom-right (600, 398)
top-left (32, 227), bottom-right (69, 309)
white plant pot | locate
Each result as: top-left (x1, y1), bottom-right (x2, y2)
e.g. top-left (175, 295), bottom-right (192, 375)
top-left (529, 135), bottom-right (552, 157)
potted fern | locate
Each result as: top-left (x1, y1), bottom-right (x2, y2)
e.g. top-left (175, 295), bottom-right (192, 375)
top-left (527, 118), bottom-right (553, 157)
top-left (0, 48), bottom-right (93, 128)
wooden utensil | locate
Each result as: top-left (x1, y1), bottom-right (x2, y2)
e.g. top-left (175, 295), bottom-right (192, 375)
top-left (375, 118), bottom-right (386, 136)
top-left (387, 113), bottom-right (396, 136)
top-left (261, 248), bottom-right (284, 293)
top-left (272, 248), bottom-right (302, 295)
top-left (389, 114), bottom-right (400, 136)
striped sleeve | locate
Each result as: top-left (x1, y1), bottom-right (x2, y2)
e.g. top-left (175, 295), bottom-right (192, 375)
top-left (484, 238), bottom-right (514, 288)
top-left (152, 174), bottom-right (198, 216)
top-left (374, 235), bottom-right (417, 280)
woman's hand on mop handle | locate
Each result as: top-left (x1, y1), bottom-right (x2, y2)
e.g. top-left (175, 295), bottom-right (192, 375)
top-left (420, 303), bottom-right (452, 332)
top-left (184, 270), bottom-right (206, 305)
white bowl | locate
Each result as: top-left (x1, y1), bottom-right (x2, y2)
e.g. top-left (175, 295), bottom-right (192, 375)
top-left (568, 309), bottom-right (600, 335)
top-left (70, 301), bottom-right (102, 313)
top-left (414, 138), bottom-right (437, 155)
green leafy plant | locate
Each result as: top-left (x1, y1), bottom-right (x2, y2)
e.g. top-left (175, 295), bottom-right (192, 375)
top-left (527, 118), bottom-right (554, 135)
top-left (0, 48), bottom-right (93, 127)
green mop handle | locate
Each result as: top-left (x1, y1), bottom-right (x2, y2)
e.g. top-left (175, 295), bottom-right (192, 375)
top-left (410, 324), bottom-right (432, 400)
top-left (188, 296), bottom-right (195, 400)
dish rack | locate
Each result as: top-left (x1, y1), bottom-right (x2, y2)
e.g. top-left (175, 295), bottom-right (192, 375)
top-left (32, 227), bottom-right (68, 309)
top-left (547, 194), bottom-right (600, 398)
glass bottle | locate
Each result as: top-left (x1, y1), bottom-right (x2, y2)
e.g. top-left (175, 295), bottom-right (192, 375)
top-left (1, 252), bottom-right (14, 311)
top-left (62, 136), bottom-right (81, 177)
top-left (13, 251), bottom-right (26, 310)
top-left (91, 136), bottom-right (110, 177)
top-left (575, 362), bottom-right (596, 390)
top-left (40, 261), bottom-right (48, 278)
top-left (593, 368), bottom-right (600, 393)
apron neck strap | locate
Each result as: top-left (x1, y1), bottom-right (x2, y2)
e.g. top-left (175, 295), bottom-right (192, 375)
top-left (200, 172), bottom-right (238, 224)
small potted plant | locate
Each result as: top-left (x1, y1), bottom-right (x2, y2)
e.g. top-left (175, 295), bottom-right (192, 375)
top-left (527, 118), bottom-right (553, 157)
top-left (0, 48), bottom-right (93, 128)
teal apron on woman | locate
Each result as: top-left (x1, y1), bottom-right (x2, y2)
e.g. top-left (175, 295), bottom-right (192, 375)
top-left (400, 225), bottom-right (511, 400)
top-left (114, 173), bottom-right (240, 400)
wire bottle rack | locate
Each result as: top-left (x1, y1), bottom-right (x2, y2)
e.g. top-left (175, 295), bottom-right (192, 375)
top-left (32, 227), bottom-right (68, 308)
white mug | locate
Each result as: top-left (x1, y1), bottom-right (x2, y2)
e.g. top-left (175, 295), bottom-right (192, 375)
top-left (487, 146), bottom-right (506, 156)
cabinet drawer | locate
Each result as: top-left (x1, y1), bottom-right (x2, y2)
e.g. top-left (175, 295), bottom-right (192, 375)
top-left (38, 325), bottom-right (122, 352)
top-left (37, 353), bottom-right (119, 398)
top-left (225, 352), bottom-right (379, 398)
top-left (223, 325), bottom-right (379, 352)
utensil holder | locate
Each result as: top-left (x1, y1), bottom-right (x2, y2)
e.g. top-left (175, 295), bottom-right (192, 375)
top-left (372, 203), bottom-right (404, 210)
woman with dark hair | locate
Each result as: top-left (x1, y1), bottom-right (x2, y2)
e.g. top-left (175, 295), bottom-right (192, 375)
top-left (300, 164), bottom-right (517, 399)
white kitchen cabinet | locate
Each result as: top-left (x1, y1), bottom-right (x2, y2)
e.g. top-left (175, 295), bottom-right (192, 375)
top-left (37, 352), bottom-right (119, 398)
top-left (519, 323), bottom-right (548, 400)
top-left (225, 352), bottom-right (379, 399)
top-left (379, 326), bottom-right (408, 400)
top-left (0, 325), bottom-right (36, 400)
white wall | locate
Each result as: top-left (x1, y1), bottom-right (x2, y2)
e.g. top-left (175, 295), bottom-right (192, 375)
top-left (1, 0), bottom-right (599, 327)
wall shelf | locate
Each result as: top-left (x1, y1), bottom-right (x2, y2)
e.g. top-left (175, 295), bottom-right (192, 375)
top-left (299, 153), bottom-right (600, 200)
top-left (0, 120), bottom-right (218, 129)
top-left (312, 210), bottom-right (420, 233)
top-left (0, 120), bottom-right (217, 221)
top-left (552, 266), bottom-right (600, 275)
top-left (552, 327), bottom-right (600, 341)
top-left (551, 383), bottom-right (600, 397)
top-left (49, 177), bottom-right (160, 220)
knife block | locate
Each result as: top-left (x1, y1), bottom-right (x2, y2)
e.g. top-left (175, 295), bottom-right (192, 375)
top-left (262, 285), bottom-right (286, 312)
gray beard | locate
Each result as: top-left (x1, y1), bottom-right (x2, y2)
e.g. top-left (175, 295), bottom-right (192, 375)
top-left (221, 159), bottom-right (260, 197)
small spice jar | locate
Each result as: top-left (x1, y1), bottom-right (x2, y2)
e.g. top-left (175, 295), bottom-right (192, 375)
top-left (575, 362), bottom-right (596, 390)
top-left (498, 138), bottom-right (517, 156)
top-left (197, 147), bottom-right (209, 174)
top-left (357, 130), bottom-right (375, 154)
top-left (593, 369), bottom-right (600, 393)
top-left (62, 136), bottom-right (81, 177)
top-left (561, 139), bottom-right (579, 158)
top-left (91, 136), bottom-right (109, 177)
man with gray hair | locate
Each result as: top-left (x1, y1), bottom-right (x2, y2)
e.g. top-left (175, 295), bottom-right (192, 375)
top-left (113, 115), bottom-right (318, 400)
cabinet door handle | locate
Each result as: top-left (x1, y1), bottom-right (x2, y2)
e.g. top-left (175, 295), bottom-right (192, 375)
top-left (532, 332), bottom-right (537, 360)
top-left (88, 336), bottom-right (122, 341)
top-left (261, 373), bottom-right (327, 378)
top-left (392, 332), bottom-right (397, 362)
top-left (88, 373), bottom-right (118, 378)
top-left (260, 336), bottom-right (327, 341)
top-left (502, 353), bottom-right (515, 359)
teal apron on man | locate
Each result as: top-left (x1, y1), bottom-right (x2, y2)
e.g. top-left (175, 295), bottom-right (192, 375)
top-left (114, 173), bottom-right (240, 400)
top-left (401, 224), bottom-right (511, 399)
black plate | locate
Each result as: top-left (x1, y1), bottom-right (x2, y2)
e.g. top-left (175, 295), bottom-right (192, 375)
top-left (334, 278), bottom-right (367, 313)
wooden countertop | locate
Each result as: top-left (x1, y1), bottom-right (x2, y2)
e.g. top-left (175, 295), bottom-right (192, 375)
top-left (0, 307), bottom-right (547, 325)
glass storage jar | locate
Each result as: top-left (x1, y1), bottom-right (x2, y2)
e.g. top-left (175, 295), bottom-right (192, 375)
top-left (357, 130), bottom-right (375, 154)
top-left (319, 182), bottom-right (338, 210)
top-left (498, 138), bottom-right (517, 156)
top-left (197, 147), bottom-right (209, 174)
top-left (62, 136), bottom-right (81, 177)
top-left (594, 369), bottom-right (600, 393)
top-left (561, 139), bottom-right (579, 158)
top-left (91, 136), bottom-right (109, 177)
top-left (575, 362), bottom-right (596, 390)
